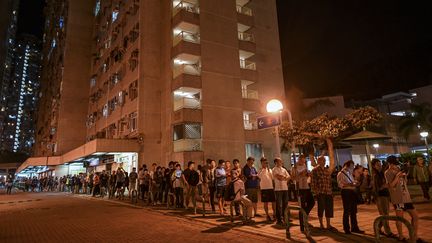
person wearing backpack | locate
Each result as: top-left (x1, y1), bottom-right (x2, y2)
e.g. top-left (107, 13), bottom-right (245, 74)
top-left (232, 169), bottom-right (253, 224)
top-left (184, 161), bottom-right (200, 213)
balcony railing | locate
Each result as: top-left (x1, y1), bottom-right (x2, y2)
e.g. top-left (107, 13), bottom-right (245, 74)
top-left (242, 89), bottom-right (258, 99)
top-left (238, 32), bottom-right (255, 42)
top-left (236, 5), bottom-right (253, 16)
top-left (173, 31), bottom-right (200, 46)
top-left (240, 59), bottom-right (256, 70)
top-left (173, 63), bottom-right (201, 78)
top-left (174, 139), bottom-right (202, 152)
top-left (173, 1), bottom-right (200, 16)
top-left (174, 97), bottom-right (201, 111)
top-left (244, 120), bottom-right (257, 130)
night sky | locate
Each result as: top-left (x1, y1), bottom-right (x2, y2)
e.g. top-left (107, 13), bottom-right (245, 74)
top-left (16, 0), bottom-right (432, 100)
top-left (277, 0), bottom-right (432, 100)
top-left (17, 0), bottom-right (45, 39)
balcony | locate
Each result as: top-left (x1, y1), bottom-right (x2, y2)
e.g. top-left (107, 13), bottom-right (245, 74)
top-left (244, 120), bottom-right (258, 130)
top-left (173, 31), bottom-right (200, 46)
top-left (173, 63), bottom-right (201, 78)
top-left (238, 32), bottom-right (254, 42)
top-left (242, 89), bottom-right (258, 99)
top-left (174, 139), bottom-right (202, 152)
top-left (173, 0), bottom-right (200, 17)
top-left (240, 59), bottom-right (256, 70)
top-left (236, 5), bottom-right (252, 16)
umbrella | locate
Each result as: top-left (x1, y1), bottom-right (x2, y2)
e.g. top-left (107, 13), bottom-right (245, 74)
top-left (343, 130), bottom-right (392, 171)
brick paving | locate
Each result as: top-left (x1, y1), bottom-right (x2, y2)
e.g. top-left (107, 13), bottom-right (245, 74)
top-left (1, 186), bottom-right (431, 243)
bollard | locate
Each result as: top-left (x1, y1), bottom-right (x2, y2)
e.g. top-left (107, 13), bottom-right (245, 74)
top-left (285, 205), bottom-right (311, 239)
top-left (374, 215), bottom-right (414, 243)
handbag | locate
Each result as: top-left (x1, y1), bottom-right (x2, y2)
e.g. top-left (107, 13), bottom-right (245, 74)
top-left (341, 171), bottom-right (364, 204)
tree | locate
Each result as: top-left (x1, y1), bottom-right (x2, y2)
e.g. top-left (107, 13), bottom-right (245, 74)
top-left (398, 102), bottom-right (432, 139)
top-left (279, 106), bottom-right (382, 152)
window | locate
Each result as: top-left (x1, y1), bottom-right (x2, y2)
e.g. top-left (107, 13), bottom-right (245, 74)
top-left (94, 0), bottom-right (101, 16)
top-left (173, 123), bottom-right (201, 141)
top-left (112, 9), bottom-right (119, 22)
top-left (102, 104), bottom-right (109, 117)
top-left (128, 80), bottom-right (138, 100)
top-left (129, 112), bottom-right (137, 132)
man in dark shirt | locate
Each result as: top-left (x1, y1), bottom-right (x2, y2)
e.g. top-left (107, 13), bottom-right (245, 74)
top-left (242, 157), bottom-right (260, 216)
top-left (184, 161), bottom-right (200, 214)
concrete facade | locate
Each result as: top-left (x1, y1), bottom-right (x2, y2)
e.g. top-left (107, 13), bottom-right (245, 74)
top-left (33, 0), bottom-right (285, 169)
top-left (84, 0), bottom-right (285, 167)
top-left (34, 0), bottom-right (95, 156)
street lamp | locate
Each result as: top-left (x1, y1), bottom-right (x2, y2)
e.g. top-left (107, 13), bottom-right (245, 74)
top-left (420, 131), bottom-right (429, 160)
top-left (373, 143), bottom-right (379, 153)
top-left (266, 99), bottom-right (283, 158)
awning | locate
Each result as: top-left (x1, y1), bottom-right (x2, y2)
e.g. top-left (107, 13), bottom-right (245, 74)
top-left (17, 139), bottom-right (140, 174)
top-left (17, 156), bottom-right (62, 174)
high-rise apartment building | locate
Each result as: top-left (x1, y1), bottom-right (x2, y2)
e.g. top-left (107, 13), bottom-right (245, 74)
top-left (20, 0), bottom-right (285, 175)
top-left (33, 0), bottom-right (94, 157)
top-left (0, 23), bottom-right (41, 154)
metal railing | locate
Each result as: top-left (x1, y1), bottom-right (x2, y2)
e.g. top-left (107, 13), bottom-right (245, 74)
top-left (173, 1), bottom-right (200, 16)
top-left (242, 89), bottom-right (258, 99)
top-left (236, 5), bottom-right (253, 16)
top-left (173, 63), bottom-right (201, 78)
top-left (173, 31), bottom-right (200, 46)
top-left (173, 97), bottom-right (201, 111)
top-left (374, 215), bottom-right (414, 243)
top-left (173, 139), bottom-right (202, 152)
top-left (238, 32), bottom-right (255, 42)
top-left (240, 59), bottom-right (256, 70)
top-left (285, 205), bottom-right (311, 239)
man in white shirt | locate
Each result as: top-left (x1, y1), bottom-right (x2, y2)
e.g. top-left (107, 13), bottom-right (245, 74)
top-left (272, 157), bottom-right (290, 225)
top-left (258, 157), bottom-right (276, 221)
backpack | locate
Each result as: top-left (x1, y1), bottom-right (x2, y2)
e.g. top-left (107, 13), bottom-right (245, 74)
top-left (224, 181), bottom-right (236, 201)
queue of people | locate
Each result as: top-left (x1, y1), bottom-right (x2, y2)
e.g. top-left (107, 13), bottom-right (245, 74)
top-left (4, 140), bottom-right (429, 243)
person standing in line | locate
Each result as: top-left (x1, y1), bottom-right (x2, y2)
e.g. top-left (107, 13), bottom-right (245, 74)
top-left (337, 160), bottom-right (364, 234)
top-left (215, 160), bottom-right (227, 215)
top-left (292, 154), bottom-right (315, 231)
top-left (310, 138), bottom-right (337, 232)
top-left (232, 159), bottom-right (242, 216)
top-left (92, 173), bottom-right (100, 197)
top-left (371, 158), bottom-right (395, 238)
top-left (258, 157), bottom-right (276, 222)
top-left (385, 156), bottom-right (423, 243)
top-left (172, 163), bottom-right (185, 208)
top-left (272, 157), bottom-right (290, 226)
top-left (243, 157), bottom-right (260, 217)
top-left (207, 159), bottom-right (217, 213)
top-left (184, 161), bottom-right (200, 213)
top-left (138, 167), bottom-right (146, 201)
top-left (413, 156), bottom-right (430, 201)
top-left (129, 167), bottom-right (138, 197)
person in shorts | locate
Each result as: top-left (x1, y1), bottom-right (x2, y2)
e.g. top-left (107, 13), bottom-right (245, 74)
top-left (258, 157), bottom-right (275, 221)
top-left (243, 157), bottom-right (260, 216)
top-left (385, 156), bottom-right (423, 242)
top-left (215, 160), bottom-right (227, 215)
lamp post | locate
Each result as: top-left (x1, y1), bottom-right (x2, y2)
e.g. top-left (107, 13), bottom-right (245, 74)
top-left (266, 99), bottom-right (283, 158)
top-left (420, 131), bottom-right (429, 160)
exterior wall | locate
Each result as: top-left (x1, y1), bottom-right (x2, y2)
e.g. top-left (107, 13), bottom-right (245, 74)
top-left (34, 0), bottom-right (94, 156)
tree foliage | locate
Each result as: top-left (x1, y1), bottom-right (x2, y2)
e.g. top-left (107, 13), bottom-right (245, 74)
top-left (398, 102), bottom-right (432, 139)
top-left (279, 106), bottom-right (382, 147)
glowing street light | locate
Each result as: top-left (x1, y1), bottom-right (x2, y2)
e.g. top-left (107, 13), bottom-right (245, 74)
top-left (420, 131), bottom-right (429, 160)
top-left (266, 99), bottom-right (283, 113)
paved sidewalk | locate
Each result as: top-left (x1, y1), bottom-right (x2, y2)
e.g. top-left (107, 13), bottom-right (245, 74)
top-left (72, 185), bottom-right (432, 243)
top-left (2, 186), bottom-right (431, 243)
